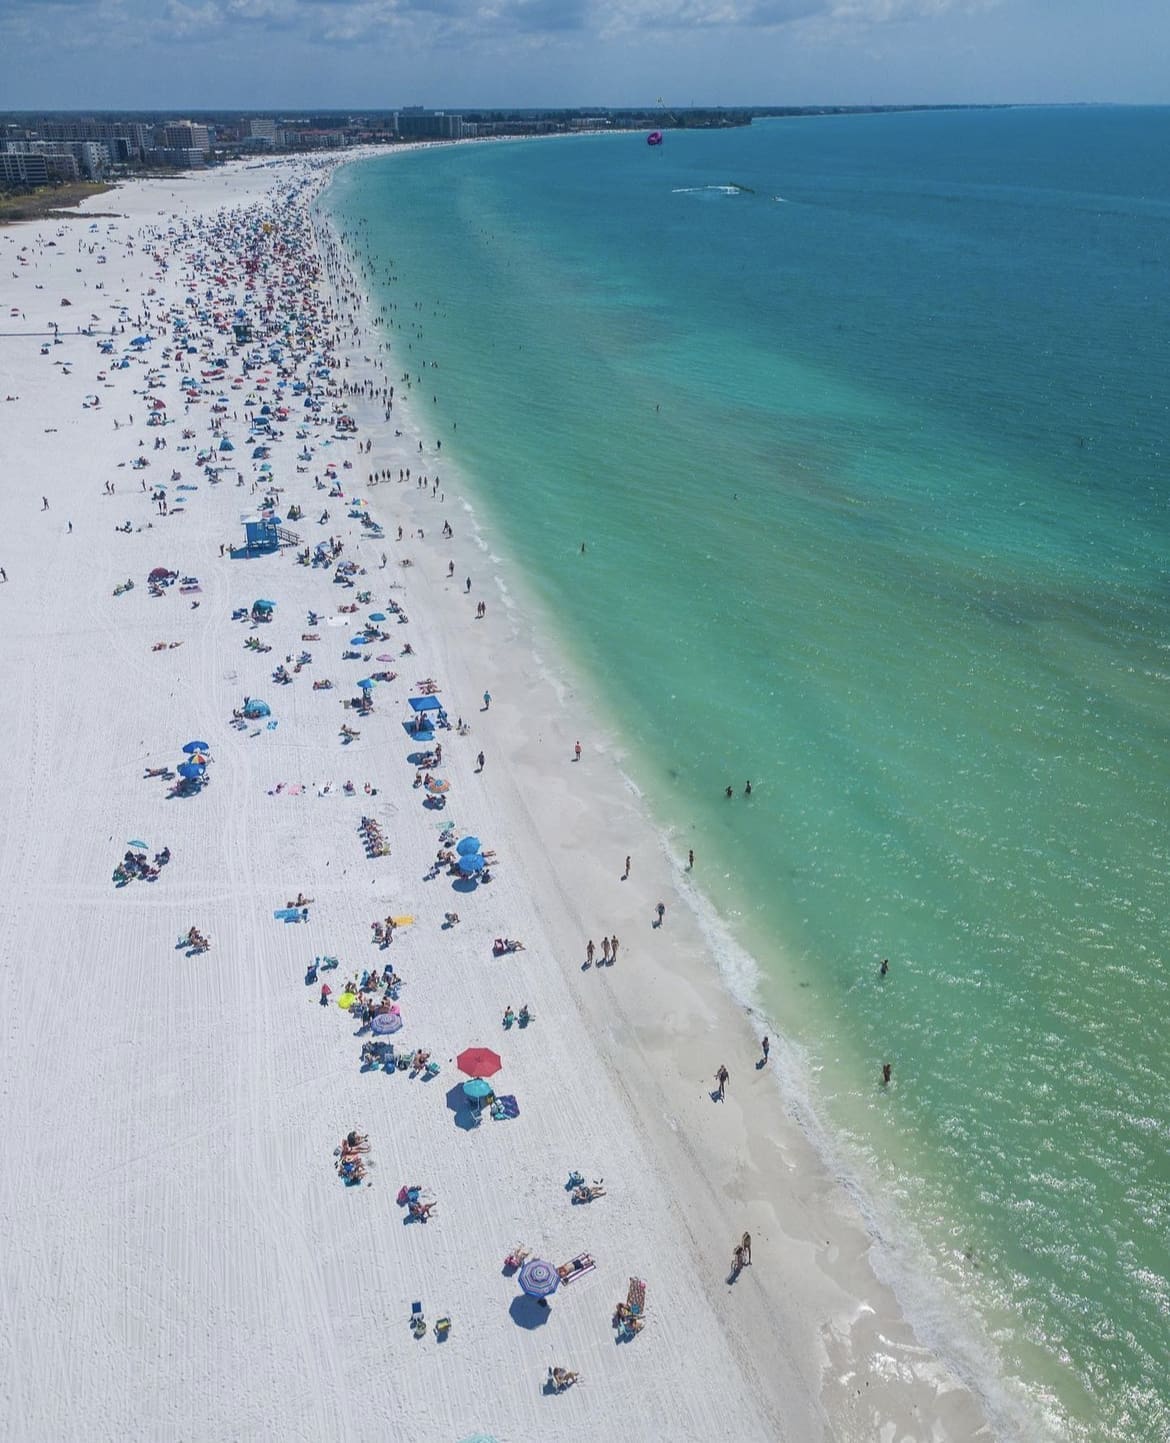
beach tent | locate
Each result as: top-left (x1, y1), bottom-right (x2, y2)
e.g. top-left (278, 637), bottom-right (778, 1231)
top-left (242, 699), bottom-right (271, 719)
top-left (219, 438), bottom-right (235, 452)
top-left (408, 696), bottom-right (443, 713)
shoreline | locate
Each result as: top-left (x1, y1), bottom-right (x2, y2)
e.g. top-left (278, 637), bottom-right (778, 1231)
top-left (320, 154), bottom-right (1015, 1439)
top-left (0, 154), bottom-right (1002, 1440)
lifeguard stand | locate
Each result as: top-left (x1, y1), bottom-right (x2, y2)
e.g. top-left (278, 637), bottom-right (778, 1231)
top-left (242, 515), bottom-right (280, 553)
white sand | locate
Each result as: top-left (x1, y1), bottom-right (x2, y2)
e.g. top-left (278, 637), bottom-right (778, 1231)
top-left (0, 158), bottom-right (997, 1442)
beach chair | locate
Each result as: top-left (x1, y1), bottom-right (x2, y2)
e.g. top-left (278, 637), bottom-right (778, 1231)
top-left (434, 1316), bottom-right (451, 1340)
top-left (410, 1301), bottom-right (425, 1337)
top-left (627, 1278), bottom-right (647, 1316)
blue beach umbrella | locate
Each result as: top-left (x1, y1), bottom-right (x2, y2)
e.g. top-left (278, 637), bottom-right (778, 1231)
top-left (458, 852), bottom-right (485, 875)
top-left (517, 1258), bottom-right (560, 1299)
top-left (368, 612), bottom-right (386, 622)
top-left (356, 678), bottom-right (375, 690)
top-left (462, 1077), bottom-right (493, 1100)
top-left (182, 741), bottom-right (210, 753)
top-left (177, 762), bottom-right (205, 780)
top-left (456, 836), bottom-right (482, 855)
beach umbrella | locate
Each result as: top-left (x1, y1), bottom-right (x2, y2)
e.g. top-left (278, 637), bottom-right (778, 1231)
top-left (371, 1010), bottom-right (402, 1035)
top-left (356, 678), bottom-right (375, 690)
top-left (456, 836), bottom-right (482, 855)
top-left (128, 839), bottom-right (148, 850)
top-left (457, 1047), bottom-right (502, 1078)
top-left (458, 852), bottom-right (485, 875)
top-left (368, 612), bottom-right (386, 622)
top-left (517, 1258), bottom-right (560, 1300)
top-left (376, 654), bottom-right (395, 662)
top-left (462, 1077), bottom-right (494, 1100)
top-left (177, 762), bottom-right (205, 780)
top-left (148, 567), bottom-right (171, 582)
top-left (182, 741), bottom-right (210, 753)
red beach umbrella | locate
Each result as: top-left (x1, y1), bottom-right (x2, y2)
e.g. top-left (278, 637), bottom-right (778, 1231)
top-left (457, 1047), bottom-right (502, 1079)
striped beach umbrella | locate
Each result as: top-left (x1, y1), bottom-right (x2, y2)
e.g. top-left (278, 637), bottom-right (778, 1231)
top-left (517, 1258), bottom-right (560, 1299)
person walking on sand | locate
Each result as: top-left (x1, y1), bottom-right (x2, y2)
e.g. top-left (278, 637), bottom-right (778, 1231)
top-left (741, 1231), bottom-right (752, 1265)
top-left (41, 497), bottom-right (49, 511)
top-left (0, 567), bottom-right (6, 582)
top-left (574, 740), bottom-right (582, 762)
top-left (482, 690), bottom-right (491, 710)
top-left (586, 939), bottom-right (595, 966)
top-left (732, 1244), bottom-right (744, 1275)
top-left (623, 855), bottom-right (631, 880)
top-left (610, 935), bottom-right (619, 963)
top-left (476, 751), bottom-right (485, 772)
top-left (655, 902), bottom-right (665, 926)
top-left (761, 1035), bottom-right (770, 1064)
top-left (601, 936), bottom-right (611, 964)
top-left (715, 1064), bottom-right (729, 1100)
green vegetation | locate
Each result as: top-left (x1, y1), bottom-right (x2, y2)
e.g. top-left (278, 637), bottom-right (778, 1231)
top-left (0, 181), bottom-right (118, 225)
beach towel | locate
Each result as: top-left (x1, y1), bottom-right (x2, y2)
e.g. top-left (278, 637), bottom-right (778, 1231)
top-left (273, 908), bottom-right (302, 922)
top-left (627, 1278), bottom-right (647, 1314)
top-left (391, 916), bottom-right (414, 928)
top-left (558, 1253), bottom-right (595, 1283)
top-left (338, 992), bottom-right (356, 1010)
top-left (492, 1094), bottom-right (520, 1120)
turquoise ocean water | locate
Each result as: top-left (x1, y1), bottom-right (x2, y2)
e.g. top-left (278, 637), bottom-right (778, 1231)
top-left (328, 109), bottom-right (1170, 1441)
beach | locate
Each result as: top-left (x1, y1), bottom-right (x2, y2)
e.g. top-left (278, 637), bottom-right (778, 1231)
top-left (0, 155), bottom-right (995, 1442)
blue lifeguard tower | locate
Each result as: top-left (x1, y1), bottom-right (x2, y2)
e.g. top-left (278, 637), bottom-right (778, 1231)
top-left (241, 514), bottom-right (281, 553)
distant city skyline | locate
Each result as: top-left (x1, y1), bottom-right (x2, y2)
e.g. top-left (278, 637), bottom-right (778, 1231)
top-left (0, 0), bottom-right (1166, 112)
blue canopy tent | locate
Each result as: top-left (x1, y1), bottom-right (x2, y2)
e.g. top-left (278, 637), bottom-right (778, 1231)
top-left (219, 438), bottom-right (234, 452)
top-left (242, 698), bottom-right (271, 719)
top-left (408, 696), bottom-right (442, 713)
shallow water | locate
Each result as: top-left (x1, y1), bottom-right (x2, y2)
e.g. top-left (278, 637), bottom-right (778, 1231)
top-left (328, 109), bottom-right (1170, 1441)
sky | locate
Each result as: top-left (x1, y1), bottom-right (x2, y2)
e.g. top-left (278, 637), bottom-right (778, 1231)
top-left (0, 0), bottom-right (1167, 111)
